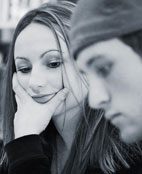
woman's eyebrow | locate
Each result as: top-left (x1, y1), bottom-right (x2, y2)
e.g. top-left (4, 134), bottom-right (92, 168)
top-left (15, 50), bottom-right (64, 61)
top-left (40, 49), bottom-right (63, 58)
top-left (15, 57), bottom-right (28, 61)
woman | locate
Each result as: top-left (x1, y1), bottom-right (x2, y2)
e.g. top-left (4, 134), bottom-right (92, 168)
top-left (0, 1), bottom-right (142, 174)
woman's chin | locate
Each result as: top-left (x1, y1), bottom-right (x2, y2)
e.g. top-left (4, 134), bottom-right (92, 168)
top-left (53, 102), bottom-right (67, 117)
top-left (32, 94), bottom-right (56, 104)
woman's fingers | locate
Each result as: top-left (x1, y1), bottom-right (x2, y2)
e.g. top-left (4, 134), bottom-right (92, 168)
top-left (12, 73), bottom-right (29, 100)
top-left (45, 88), bottom-right (69, 114)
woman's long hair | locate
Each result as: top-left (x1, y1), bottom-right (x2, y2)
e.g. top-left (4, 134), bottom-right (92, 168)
top-left (0, 1), bottom-right (142, 174)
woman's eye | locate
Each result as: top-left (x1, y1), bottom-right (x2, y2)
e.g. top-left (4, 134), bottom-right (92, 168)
top-left (47, 61), bottom-right (61, 68)
top-left (17, 67), bottom-right (31, 74)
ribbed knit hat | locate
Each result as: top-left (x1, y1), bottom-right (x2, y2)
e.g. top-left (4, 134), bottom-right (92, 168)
top-left (70, 0), bottom-right (142, 59)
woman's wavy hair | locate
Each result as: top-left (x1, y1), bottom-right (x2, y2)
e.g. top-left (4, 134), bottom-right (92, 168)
top-left (0, 1), bottom-right (142, 174)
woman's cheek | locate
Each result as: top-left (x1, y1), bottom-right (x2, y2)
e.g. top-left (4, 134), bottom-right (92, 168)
top-left (61, 64), bottom-right (74, 89)
top-left (17, 73), bottom-right (30, 90)
top-left (46, 70), bottom-right (63, 90)
top-left (63, 65), bottom-right (88, 103)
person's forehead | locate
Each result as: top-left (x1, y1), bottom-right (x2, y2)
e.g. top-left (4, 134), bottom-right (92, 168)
top-left (76, 38), bottom-right (130, 70)
top-left (14, 23), bottom-right (68, 58)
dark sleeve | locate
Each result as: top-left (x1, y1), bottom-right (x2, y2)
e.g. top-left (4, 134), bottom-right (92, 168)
top-left (5, 135), bottom-right (51, 174)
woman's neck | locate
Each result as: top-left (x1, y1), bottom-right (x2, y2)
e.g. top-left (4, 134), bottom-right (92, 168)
top-left (52, 105), bottom-right (82, 149)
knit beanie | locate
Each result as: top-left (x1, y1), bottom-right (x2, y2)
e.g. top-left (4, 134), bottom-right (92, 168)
top-left (70, 0), bottom-right (142, 59)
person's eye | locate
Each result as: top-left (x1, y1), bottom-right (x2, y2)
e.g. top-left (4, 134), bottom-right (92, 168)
top-left (47, 61), bottom-right (62, 68)
top-left (96, 63), bottom-right (113, 77)
top-left (17, 67), bottom-right (31, 74)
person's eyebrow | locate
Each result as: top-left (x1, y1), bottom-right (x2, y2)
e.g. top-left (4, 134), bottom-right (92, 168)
top-left (15, 57), bottom-right (28, 61)
top-left (15, 50), bottom-right (64, 61)
top-left (86, 55), bottom-right (106, 66)
top-left (40, 49), bottom-right (63, 58)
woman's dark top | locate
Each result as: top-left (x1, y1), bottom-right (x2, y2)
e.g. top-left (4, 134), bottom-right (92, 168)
top-left (1, 135), bottom-right (142, 174)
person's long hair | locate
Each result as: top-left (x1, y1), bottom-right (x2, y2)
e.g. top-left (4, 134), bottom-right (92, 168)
top-left (0, 1), bottom-right (142, 174)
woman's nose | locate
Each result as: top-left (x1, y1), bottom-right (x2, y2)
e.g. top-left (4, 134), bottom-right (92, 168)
top-left (88, 75), bottom-right (110, 110)
top-left (29, 85), bottom-right (43, 94)
top-left (28, 68), bottom-right (47, 94)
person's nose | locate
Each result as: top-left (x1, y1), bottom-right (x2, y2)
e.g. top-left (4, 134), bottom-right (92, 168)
top-left (88, 75), bottom-right (110, 110)
top-left (28, 67), bottom-right (47, 94)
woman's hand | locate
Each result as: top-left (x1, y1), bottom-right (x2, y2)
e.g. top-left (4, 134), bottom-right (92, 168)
top-left (12, 73), bottom-right (69, 139)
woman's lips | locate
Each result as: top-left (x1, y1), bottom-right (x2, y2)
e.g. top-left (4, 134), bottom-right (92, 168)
top-left (32, 94), bottom-right (55, 104)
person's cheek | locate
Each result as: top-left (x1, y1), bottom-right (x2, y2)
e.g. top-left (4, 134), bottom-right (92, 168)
top-left (17, 73), bottom-right (30, 91)
top-left (63, 63), bottom-right (87, 102)
top-left (61, 62), bottom-right (76, 90)
top-left (61, 69), bottom-right (69, 88)
top-left (46, 69), bottom-right (63, 91)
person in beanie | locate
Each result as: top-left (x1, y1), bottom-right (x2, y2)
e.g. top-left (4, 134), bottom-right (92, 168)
top-left (70, 0), bottom-right (142, 144)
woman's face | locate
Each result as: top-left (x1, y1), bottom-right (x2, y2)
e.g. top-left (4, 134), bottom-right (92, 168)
top-left (14, 23), bottom-right (87, 116)
top-left (77, 38), bottom-right (142, 143)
